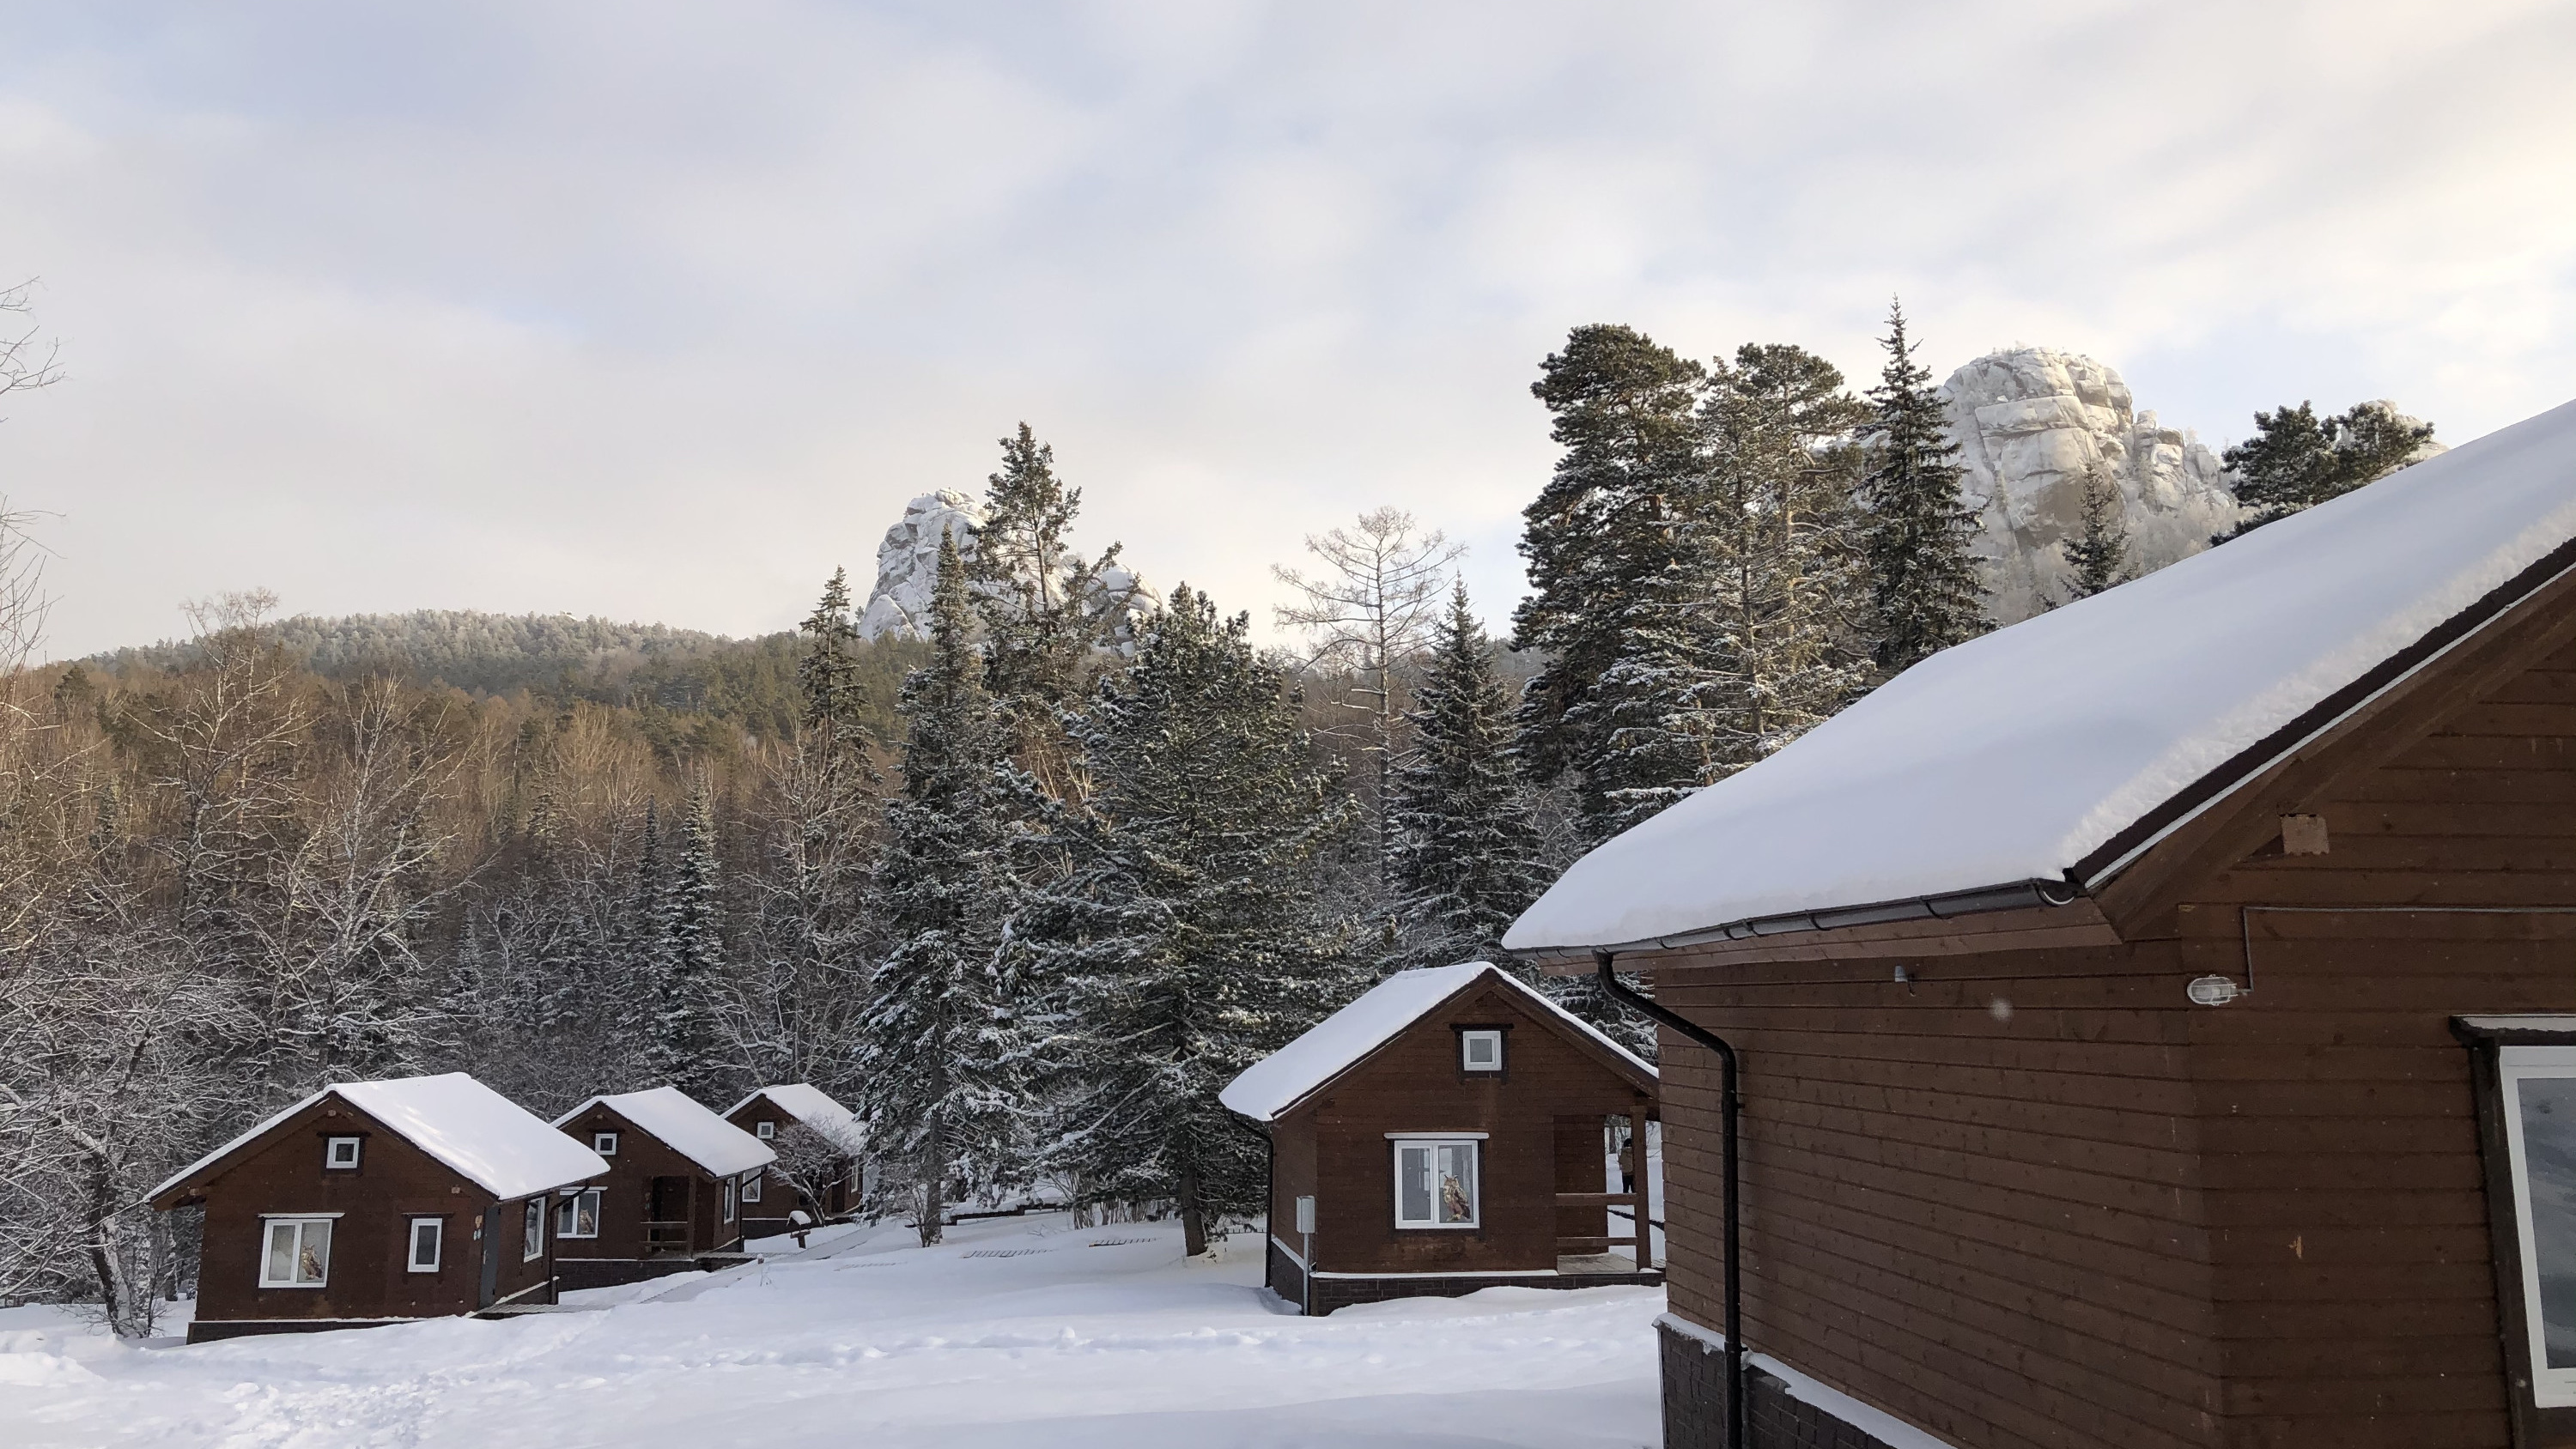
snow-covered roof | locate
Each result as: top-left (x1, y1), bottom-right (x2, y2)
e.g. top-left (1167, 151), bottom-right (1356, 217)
top-left (152, 1072), bottom-right (610, 1206)
top-left (1508, 398), bottom-right (2576, 952)
top-left (1218, 961), bottom-right (1655, 1123)
top-left (556, 1087), bottom-right (775, 1179)
top-left (724, 1083), bottom-right (868, 1156)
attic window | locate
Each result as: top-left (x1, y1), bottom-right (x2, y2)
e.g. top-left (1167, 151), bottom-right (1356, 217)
top-left (1460, 1030), bottom-right (1504, 1073)
top-left (593, 1131), bottom-right (618, 1155)
top-left (324, 1137), bottom-right (361, 1170)
top-left (756, 1120), bottom-right (776, 1140)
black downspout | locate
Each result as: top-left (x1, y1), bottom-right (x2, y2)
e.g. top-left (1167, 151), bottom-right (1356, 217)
top-left (1596, 950), bottom-right (1743, 1449)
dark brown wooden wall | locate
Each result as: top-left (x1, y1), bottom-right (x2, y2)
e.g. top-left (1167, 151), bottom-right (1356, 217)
top-left (723, 1099), bottom-right (854, 1226)
top-left (194, 1093), bottom-right (555, 1325)
top-left (1644, 634), bottom-right (2576, 1449)
top-left (1286, 981), bottom-right (1652, 1276)
top-left (556, 1106), bottom-right (738, 1260)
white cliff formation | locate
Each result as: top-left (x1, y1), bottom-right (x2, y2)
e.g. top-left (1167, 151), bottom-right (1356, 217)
top-left (1939, 348), bottom-right (2243, 624)
top-left (856, 491), bottom-right (985, 641)
top-left (856, 490), bottom-right (1158, 651)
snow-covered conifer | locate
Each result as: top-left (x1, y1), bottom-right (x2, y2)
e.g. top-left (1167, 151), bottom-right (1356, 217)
top-left (1857, 300), bottom-right (1986, 676)
top-left (645, 784), bottom-right (728, 1103)
top-left (1387, 584), bottom-right (1543, 968)
top-left (1510, 325), bottom-right (1705, 825)
top-left (2058, 463), bottom-right (2130, 599)
top-left (972, 424), bottom-right (1125, 794)
top-left (1036, 585), bottom-right (1355, 1256)
top-left (853, 534), bottom-right (1027, 1246)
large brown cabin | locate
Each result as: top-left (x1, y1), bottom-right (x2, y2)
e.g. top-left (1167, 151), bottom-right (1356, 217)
top-left (1222, 961), bottom-right (1661, 1315)
top-left (1508, 401), bottom-right (2576, 1447)
top-left (550, 1086), bottom-right (774, 1289)
top-left (149, 1072), bottom-right (609, 1343)
top-left (722, 1084), bottom-right (866, 1239)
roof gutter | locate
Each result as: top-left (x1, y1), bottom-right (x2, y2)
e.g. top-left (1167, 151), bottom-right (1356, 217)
top-left (1565, 876), bottom-right (2081, 960)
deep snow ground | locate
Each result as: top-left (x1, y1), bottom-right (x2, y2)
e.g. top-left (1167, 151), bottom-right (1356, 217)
top-left (0, 1211), bottom-right (1662, 1447)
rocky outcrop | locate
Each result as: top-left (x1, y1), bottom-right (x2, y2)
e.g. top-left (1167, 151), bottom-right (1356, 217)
top-left (855, 491), bottom-right (1159, 651)
top-left (856, 491), bottom-right (984, 642)
top-left (1939, 349), bottom-right (2243, 624)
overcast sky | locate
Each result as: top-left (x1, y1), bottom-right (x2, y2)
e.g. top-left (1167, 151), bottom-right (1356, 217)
top-left (2, 1), bottom-right (2570, 658)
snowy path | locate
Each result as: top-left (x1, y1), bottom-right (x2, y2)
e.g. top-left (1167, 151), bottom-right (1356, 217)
top-left (0, 1213), bottom-right (1661, 1447)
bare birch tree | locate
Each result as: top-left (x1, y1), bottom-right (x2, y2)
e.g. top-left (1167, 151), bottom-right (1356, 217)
top-left (1273, 508), bottom-right (1464, 887)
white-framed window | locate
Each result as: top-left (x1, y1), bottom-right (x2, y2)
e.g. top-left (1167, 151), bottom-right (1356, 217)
top-left (1392, 1139), bottom-right (1480, 1229)
top-left (522, 1198), bottom-right (545, 1262)
top-left (756, 1119), bottom-right (776, 1140)
top-left (325, 1136), bottom-right (362, 1170)
top-left (2500, 1046), bottom-right (2576, 1404)
top-left (723, 1177), bottom-right (738, 1224)
top-left (1460, 1029), bottom-right (1504, 1073)
top-left (260, 1217), bottom-right (333, 1287)
top-left (592, 1131), bottom-right (618, 1155)
top-left (555, 1188), bottom-right (602, 1240)
top-left (743, 1171), bottom-right (762, 1204)
top-left (407, 1216), bottom-right (443, 1273)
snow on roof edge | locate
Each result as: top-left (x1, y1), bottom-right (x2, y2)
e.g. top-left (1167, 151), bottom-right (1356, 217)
top-left (556, 1087), bottom-right (776, 1178)
top-left (153, 1073), bottom-right (610, 1205)
top-left (721, 1083), bottom-right (868, 1155)
top-left (1505, 399), bottom-right (2576, 952)
top-left (1218, 962), bottom-right (1654, 1124)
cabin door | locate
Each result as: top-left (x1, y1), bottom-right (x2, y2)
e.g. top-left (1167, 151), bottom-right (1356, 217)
top-left (647, 1176), bottom-right (692, 1255)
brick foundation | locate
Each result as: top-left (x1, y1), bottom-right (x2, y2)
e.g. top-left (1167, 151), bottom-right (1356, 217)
top-left (1660, 1318), bottom-right (1916, 1449)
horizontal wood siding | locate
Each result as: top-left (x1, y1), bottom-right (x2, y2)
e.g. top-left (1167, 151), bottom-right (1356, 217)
top-left (191, 1092), bottom-right (547, 1326)
top-left (1641, 634), bottom-right (2576, 1448)
top-left (1654, 949), bottom-right (2222, 1449)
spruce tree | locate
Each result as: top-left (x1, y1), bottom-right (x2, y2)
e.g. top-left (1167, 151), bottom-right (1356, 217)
top-left (2221, 399), bottom-right (2435, 536)
top-left (1510, 324), bottom-right (1706, 826)
top-left (852, 534), bottom-right (1026, 1246)
top-left (645, 783), bottom-right (726, 1103)
top-left (1857, 300), bottom-right (1986, 676)
top-left (2058, 464), bottom-right (2129, 599)
top-left (1036, 585), bottom-right (1354, 1256)
top-left (1387, 584), bottom-right (1543, 968)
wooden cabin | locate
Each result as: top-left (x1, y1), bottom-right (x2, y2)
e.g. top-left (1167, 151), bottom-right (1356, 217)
top-left (549, 1087), bottom-right (775, 1288)
top-left (1221, 961), bottom-right (1660, 1315)
top-left (1506, 400), bottom-right (2576, 1448)
top-left (149, 1072), bottom-right (610, 1343)
top-left (721, 1084), bottom-right (866, 1239)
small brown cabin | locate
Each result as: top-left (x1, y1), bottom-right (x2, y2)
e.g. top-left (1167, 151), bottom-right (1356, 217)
top-left (721, 1084), bottom-right (866, 1239)
top-left (1509, 402), bottom-right (2576, 1448)
top-left (1222, 961), bottom-right (1660, 1315)
top-left (550, 1086), bottom-right (774, 1288)
top-left (149, 1072), bottom-right (610, 1343)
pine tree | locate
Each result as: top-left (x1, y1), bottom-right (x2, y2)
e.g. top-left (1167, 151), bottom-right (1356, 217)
top-left (2058, 463), bottom-right (2129, 599)
top-left (796, 567), bottom-right (874, 755)
top-left (1583, 343), bottom-right (1871, 834)
top-left (1510, 325), bottom-right (1706, 826)
top-left (1857, 300), bottom-right (1986, 676)
top-left (2221, 399), bottom-right (2436, 536)
top-left (852, 534), bottom-right (1026, 1246)
top-left (1036, 585), bottom-right (1355, 1256)
top-left (645, 783), bottom-right (727, 1103)
top-left (972, 423), bottom-right (1125, 794)
top-left (1387, 584), bottom-right (1543, 968)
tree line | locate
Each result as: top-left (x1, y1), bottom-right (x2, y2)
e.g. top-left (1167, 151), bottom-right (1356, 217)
top-left (0, 290), bottom-right (2439, 1331)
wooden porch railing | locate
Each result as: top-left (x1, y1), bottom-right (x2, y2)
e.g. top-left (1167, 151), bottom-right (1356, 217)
top-left (642, 1220), bottom-right (690, 1255)
top-left (1555, 1191), bottom-right (1642, 1258)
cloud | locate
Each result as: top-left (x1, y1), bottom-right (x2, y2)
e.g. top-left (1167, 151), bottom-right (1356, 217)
top-left (0, 0), bottom-right (2569, 656)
